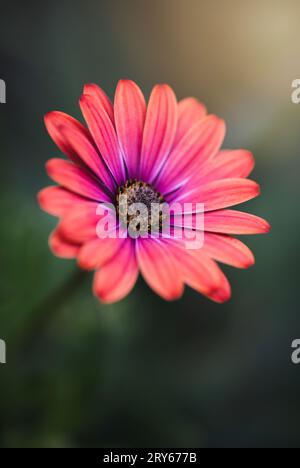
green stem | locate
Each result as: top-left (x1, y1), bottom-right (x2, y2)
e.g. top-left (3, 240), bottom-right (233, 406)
top-left (16, 269), bottom-right (88, 358)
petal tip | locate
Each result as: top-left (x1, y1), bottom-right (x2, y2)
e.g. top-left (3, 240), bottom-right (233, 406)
top-left (37, 187), bottom-right (45, 206)
top-left (77, 256), bottom-right (93, 272)
top-left (45, 158), bottom-right (58, 176)
top-left (211, 286), bottom-right (231, 303)
top-left (37, 187), bottom-right (53, 212)
top-left (83, 83), bottom-right (95, 91)
top-left (263, 220), bottom-right (271, 233)
top-left (117, 78), bottom-right (133, 86)
top-left (44, 111), bottom-right (56, 129)
top-left (245, 257), bottom-right (255, 269)
top-left (93, 283), bottom-right (123, 305)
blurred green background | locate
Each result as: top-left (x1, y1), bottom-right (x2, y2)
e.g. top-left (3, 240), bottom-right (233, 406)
top-left (0, 0), bottom-right (300, 448)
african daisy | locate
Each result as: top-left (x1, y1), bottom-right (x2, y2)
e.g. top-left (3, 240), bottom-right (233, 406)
top-left (38, 80), bottom-right (270, 303)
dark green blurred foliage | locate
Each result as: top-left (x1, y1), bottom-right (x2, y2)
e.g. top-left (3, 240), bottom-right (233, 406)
top-left (0, 0), bottom-right (300, 448)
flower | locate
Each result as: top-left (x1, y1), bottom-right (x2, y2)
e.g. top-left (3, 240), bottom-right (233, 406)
top-left (38, 80), bottom-right (270, 304)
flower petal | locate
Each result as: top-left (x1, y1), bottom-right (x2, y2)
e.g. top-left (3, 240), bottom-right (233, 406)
top-left (202, 233), bottom-right (255, 268)
top-left (46, 158), bottom-right (111, 202)
top-left (37, 186), bottom-right (85, 217)
top-left (157, 115), bottom-right (225, 194)
top-left (204, 209), bottom-right (271, 234)
top-left (171, 209), bottom-right (270, 235)
top-left (44, 111), bottom-right (90, 166)
top-left (206, 269), bottom-right (231, 303)
top-left (198, 149), bottom-right (255, 182)
top-left (49, 229), bottom-right (80, 258)
top-left (83, 83), bottom-right (114, 123)
top-left (136, 238), bottom-right (184, 300)
top-left (80, 94), bottom-right (126, 184)
top-left (164, 239), bottom-right (231, 303)
top-left (58, 124), bottom-right (115, 192)
top-left (78, 236), bottom-right (125, 271)
top-left (175, 97), bottom-right (207, 145)
top-left (176, 178), bottom-right (260, 212)
top-left (139, 84), bottom-right (177, 182)
top-left (114, 80), bottom-right (146, 178)
top-left (58, 202), bottom-right (100, 243)
top-left (58, 201), bottom-right (116, 244)
top-left (93, 239), bottom-right (138, 303)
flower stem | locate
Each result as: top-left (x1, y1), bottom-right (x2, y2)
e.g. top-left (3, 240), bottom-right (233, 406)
top-left (15, 269), bottom-right (88, 359)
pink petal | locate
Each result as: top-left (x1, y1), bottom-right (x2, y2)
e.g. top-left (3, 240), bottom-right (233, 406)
top-left (80, 94), bottom-right (126, 184)
top-left (114, 80), bottom-right (146, 178)
top-left (165, 239), bottom-right (231, 303)
top-left (139, 84), bottom-right (178, 182)
top-left (83, 83), bottom-right (114, 123)
top-left (37, 186), bottom-right (85, 217)
top-left (49, 229), bottom-right (80, 258)
top-left (171, 209), bottom-right (270, 235)
top-left (136, 238), bottom-right (184, 300)
top-left (78, 236), bottom-right (126, 271)
top-left (202, 233), bottom-right (255, 268)
top-left (44, 111), bottom-right (91, 166)
top-left (46, 158), bottom-right (111, 202)
top-left (93, 239), bottom-right (138, 303)
top-left (174, 97), bottom-right (207, 145)
top-left (157, 115), bottom-right (225, 194)
top-left (176, 178), bottom-right (260, 212)
top-left (204, 209), bottom-right (271, 234)
top-left (198, 149), bottom-right (255, 182)
top-left (58, 124), bottom-right (115, 192)
top-left (58, 202), bottom-right (105, 243)
top-left (207, 269), bottom-right (231, 303)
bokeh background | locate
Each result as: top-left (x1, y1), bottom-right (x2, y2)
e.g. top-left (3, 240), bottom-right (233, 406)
top-left (0, 0), bottom-right (300, 448)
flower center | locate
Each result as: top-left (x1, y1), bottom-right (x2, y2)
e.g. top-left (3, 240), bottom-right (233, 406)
top-left (116, 179), bottom-right (165, 234)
